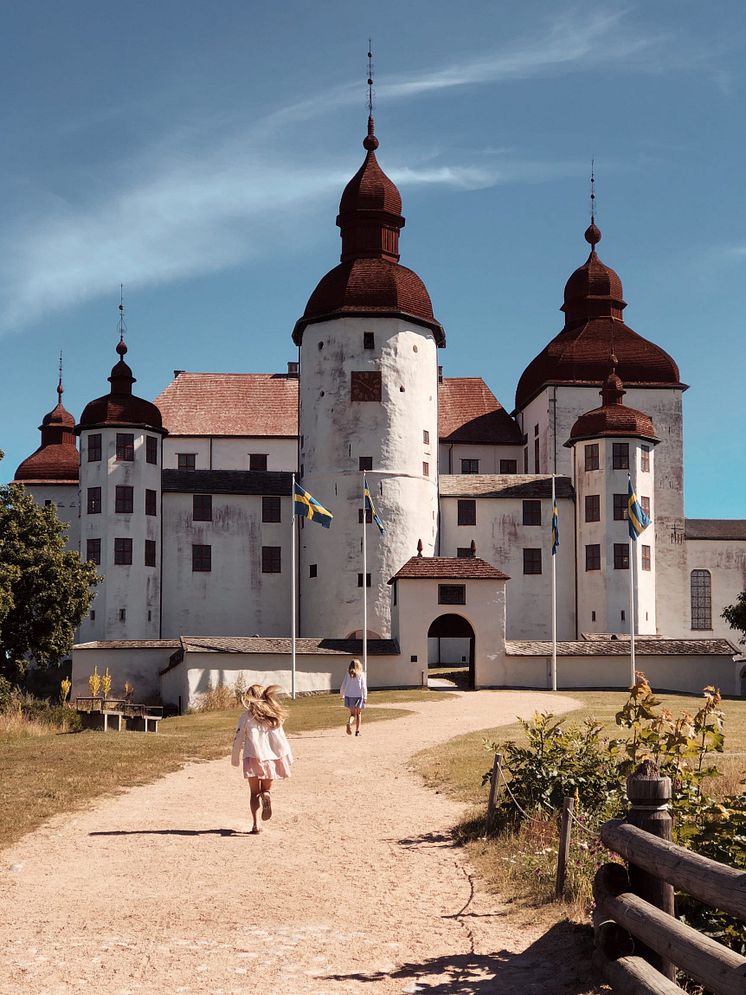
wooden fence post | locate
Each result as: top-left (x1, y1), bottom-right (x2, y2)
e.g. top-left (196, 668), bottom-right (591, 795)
top-left (485, 752), bottom-right (502, 835)
top-left (556, 796), bottom-right (574, 899)
top-left (626, 760), bottom-right (676, 982)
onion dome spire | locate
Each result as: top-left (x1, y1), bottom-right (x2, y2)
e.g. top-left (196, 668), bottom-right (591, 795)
top-left (108, 286), bottom-right (136, 395)
top-left (566, 355), bottom-right (658, 446)
top-left (14, 354), bottom-right (79, 483)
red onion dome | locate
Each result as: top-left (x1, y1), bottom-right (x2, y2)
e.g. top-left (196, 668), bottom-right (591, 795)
top-left (14, 379), bottom-right (79, 483)
top-left (77, 338), bottom-right (165, 434)
top-left (516, 221), bottom-right (681, 410)
top-left (567, 362), bottom-right (658, 445)
top-left (294, 118), bottom-right (444, 345)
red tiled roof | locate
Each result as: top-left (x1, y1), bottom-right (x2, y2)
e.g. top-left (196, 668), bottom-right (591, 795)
top-left (155, 373), bottom-right (299, 437)
top-left (15, 385), bottom-right (80, 483)
top-left (568, 370), bottom-right (657, 444)
top-left (78, 340), bottom-right (165, 433)
top-left (390, 556), bottom-right (509, 582)
top-left (438, 378), bottom-right (522, 445)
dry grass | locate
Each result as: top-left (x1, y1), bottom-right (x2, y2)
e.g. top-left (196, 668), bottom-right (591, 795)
top-left (0, 688), bottom-right (454, 852)
top-left (0, 712), bottom-right (59, 737)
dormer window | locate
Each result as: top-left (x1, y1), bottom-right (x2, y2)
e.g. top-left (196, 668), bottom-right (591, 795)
top-left (363, 332), bottom-right (375, 350)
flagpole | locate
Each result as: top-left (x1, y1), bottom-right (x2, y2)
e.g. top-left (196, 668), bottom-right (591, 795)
top-left (362, 474), bottom-right (368, 675)
top-left (629, 535), bottom-right (636, 687)
top-left (551, 473), bottom-right (557, 692)
top-left (291, 473), bottom-right (296, 700)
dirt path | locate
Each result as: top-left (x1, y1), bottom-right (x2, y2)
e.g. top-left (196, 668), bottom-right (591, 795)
top-left (0, 691), bottom-right (601, 994)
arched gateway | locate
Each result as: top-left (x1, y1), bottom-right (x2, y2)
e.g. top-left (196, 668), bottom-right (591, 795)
top-left (428, 613), bottom-right (475, 689)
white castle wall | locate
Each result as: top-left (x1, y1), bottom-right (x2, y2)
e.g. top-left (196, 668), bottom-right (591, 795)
top-left (438, 442), bottom-right (523, 476)
top-left (685, 538), bottom-right (746, 640)
top-left (298, 316), bottom-right (440, 639)
top-left (25, 483), bottom-right (80, 552)
top-left (162, 436), bottom-right (297, 471)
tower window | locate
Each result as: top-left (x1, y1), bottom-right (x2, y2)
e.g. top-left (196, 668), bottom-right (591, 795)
top-left (585, 544), bottom-right (601, 571)
top-left (522, 500), bottom-right (541, 526)
top-left (585, 495), bottom-right (600, 522)
top-left (423, 430), bottom-right (430, 445)
top-left (457, 500), bottom-right (476, 526)
top-left (641, 545), bottom-right (651, 571)
top-left (641, 496), bottom-right (651, 518)
top-left (585, 444), bottom-right (599, 471)
top-left (357, 573), bottom-right (372, 587)
top-left (523, 447), bottom-right (529, 472)
top-left (309, 564), bottom-right (317, 578)
top-left (114, 538), bottom-right (132, 565)
top-left (612, 443), bottom-right (629, 470)
top-left (359, 456), bottom-right (373, 471)
top-left (534, 438), bottom-right (540, 472)
top-left (262, 546), bottom-right (282, 573)
top-left (363, 332), bottom-right (375, 350)
top-left (144, 539), bottom-right (156, 567)
top-left (641, 445), bottom-right (650, 472)
top-left (115, 485), bottom-right (134, 514)
top-left (145, 489), bottom-right (157, 517)
top-left (119, 609), bottom-right (126, 622)
top-left (249, 453), bottom-right (268, 471)
top-left (193, 494), bottom-right (212, 522)
top-left (88, 434), bottom-right (102, 462)
top-left (461, 459), bottom-right (479, 474)
top-left (116, 433), bottom-right (135, 462)
top-left (438, 584), bottom-right (466, 605)
top-left (146, 436), bottom-right (158, 465)
top-left (262, 496), bottom-right (281, 523)
top-left (86, 538), bottom-right (101, 565)
top-left (613, 543), bottom-right (629, 570)
top-left (350, 371), bottom-right (382, 402)
top-left (534, 424), bottom-right (539, 436)
top-left (500, 459), bottom-right (517, 474)
top-left (523, 548), bottom-right (542, 575)
top-left (691, 569), bottom-right (712, 629)
top-left (192, 544), bottom-right (212, 572)
top-left (87, 487), bottom-right (102, 515)
top-left (613, 494), bottom-right (628, 521)
top-left (423, 462), bottom-right (429, 477)
top-left (177, 453), bottom-right (196, 471)
top-left (90, 610), bottom-right (96, 621)
top-left (359, 508), bottom-right (373, 524)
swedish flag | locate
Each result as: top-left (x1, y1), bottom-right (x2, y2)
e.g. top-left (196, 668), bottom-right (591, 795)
top-left (293, 481), bottom-right (333, 528)
top-left (627, 475), bottom-right (651, 540)
top-left (551, 501), bottom-right (559, 555)
top-left (363, 475), bottom-right (384, 535)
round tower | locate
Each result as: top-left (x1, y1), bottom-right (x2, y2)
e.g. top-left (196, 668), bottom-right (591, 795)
top-left (566, 361), bottom-right (658, 635)
top-left (76, 313), bottom-right (167, 642)
top-left (13, 362), bottom-right (80, 551)
top-left (292, 116), bottom-right (445, 639)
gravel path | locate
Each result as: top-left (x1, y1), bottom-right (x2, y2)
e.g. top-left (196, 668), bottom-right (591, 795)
top-left (1, 690), bottom-right (602, 994)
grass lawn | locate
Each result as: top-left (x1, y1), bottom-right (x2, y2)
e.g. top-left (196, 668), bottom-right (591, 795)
top-left (0, 688), bottom-right (453, 852)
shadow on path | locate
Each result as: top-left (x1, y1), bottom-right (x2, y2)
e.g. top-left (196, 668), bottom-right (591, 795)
top-left (89, 828), bottom-right (246, 838)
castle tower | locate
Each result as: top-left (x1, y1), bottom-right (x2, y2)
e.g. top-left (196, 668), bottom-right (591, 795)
top-left (292, 115), bottom-right (445, 638)
top-left (13, 360), bottom-right (80, 551)
top-left (76, 313), bottom-right (167, 641)
top-left (566, 361), bottom-right (658, 635)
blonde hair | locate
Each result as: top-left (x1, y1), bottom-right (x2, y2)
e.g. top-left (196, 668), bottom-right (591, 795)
top-left (241, 683), bottom-right (288, 728)
top-left (348, 659), bottom-right (363, 677)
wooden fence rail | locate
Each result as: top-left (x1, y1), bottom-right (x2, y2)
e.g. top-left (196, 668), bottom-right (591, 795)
top-left (593, 761), bottom-right (746, 995)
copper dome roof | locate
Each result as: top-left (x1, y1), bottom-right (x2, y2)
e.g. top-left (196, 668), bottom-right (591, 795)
top-left (77, 338), bottom-right (165, 434)
top-left (294, 118), bottom-right (444, 345)
top-left (14, 379), bottom-right (79, 483)
top-left (567, 364), bottom-right (658, 445)
top-left (515, 222), bottom-right (681, 410)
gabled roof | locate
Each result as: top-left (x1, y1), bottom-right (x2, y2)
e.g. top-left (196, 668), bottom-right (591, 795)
top-left (439, 474), bottom-right (574, 500)
top-left (438, 378), bottom-right (522, 445)
top-left (390, 556), bottom-right (509, 583)
top-left (685, 519), bottom-right (746, 541)
top-left (162, 469), bottom-right (292, 495)
top-left (506, 638), bottom-right (740, 656)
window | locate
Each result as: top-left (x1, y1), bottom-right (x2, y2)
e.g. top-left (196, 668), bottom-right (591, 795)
top-left (193, 494), bottom-right (212, 522)
top-left (423, 430), bottom-right (430, 445)
top-left (522, 500), bottom-right (541, 526)
top-left (613, 494), bottom-right (628, 521)
top-left (114, 538), bottom-right (132, 565)
top-left (192, 544), bottom-right (212, 572)
top-left (585, 495), bottom-right (600, 522)
top-left (585, 444), bottom-right (599, 471)
top-left (691, 570), bottom-right (712, 630)
top-left (534, 424), bottom-right (539, 437)
top-left (439, 584), bottom-right (466, 605)
top-left (523, 548), bottom-right (542, 575)
top-left (88, 434), bottom-right (102, 462)
top-left (357, 573), bottom-right (372, 587)
top-left (350, 370), bottom-right (382, 401)
top-left (500, 459), bottom-right (517, 474)
top-left (146, 436), bottom-right (158, 465)
top-left (641, 545), bottom-right (651, 571)
top-left (90, 610), bottom-right (96, 622)
top-left (523, 447), bottom-right (529, 472)
top-left (115, 485), bottom-right (134, 514)
top-left (456, 547), bottom-right (472, 558)
top-left (87, 487), bottom-right (102, 514)
top-left (591, 611), bottom-right (596, 622)
top-left (145, 539), bottom-right (156, 567)
top-left (612, 443), bottom-right (629, 469)
top-left (585, 544), bottom-right (601, 570)
top-left (262, 496), bottom-right (281, 523)
top-left (423, 462), bottom-right (429, 477)
top-left (534, 438), bottom-right (540, 472)
top-left (621, 610), bottom-right (626, 622)
top-left (359, 456), bottom-right (373, 471)
top-left (457, 499), bottom-right (476, 526)
top-left (461, 459), bottom-right (479, 474)
top-left (262, 546), bottom-right (281, 573)
top-left (44, 499), bottom-right (52, 506)
top-left (116, 433), bottom-right (134, 462)
top-left (86, 539), bottom-right (101, 565)
top-left (363, 332), bottom-right (375, 350)
top-left (249, 453), bottom-right (268, 471)
top-left (178, 453), bottom-right (196, 471)
top-left (309, 564), bottom-right (317, 578)
top-left (641, 445), bottom-right (650, 472)
top-left (613, 543), bottom-right (629, 570)
top-left (359, 508), bottom-right (373, 524)
top-left (641, 496), bottom-right (651, 519)
top-left (119, 609), bottom-right (126, 622)
top-left (145, 489), bottom-right (157, 516)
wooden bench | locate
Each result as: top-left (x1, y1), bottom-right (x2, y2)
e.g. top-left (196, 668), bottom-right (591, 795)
top-left (75, 699), bottom-right (163, 733)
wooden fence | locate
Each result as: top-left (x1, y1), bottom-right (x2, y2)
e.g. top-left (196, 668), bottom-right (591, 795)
top-left (593, 761), bottom-right (746, 994)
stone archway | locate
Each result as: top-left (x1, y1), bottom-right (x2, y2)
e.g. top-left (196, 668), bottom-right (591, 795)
top-left (427, 613), bottom-right (476, 689)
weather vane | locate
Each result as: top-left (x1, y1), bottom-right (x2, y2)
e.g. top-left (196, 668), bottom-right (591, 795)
top-left (118, 283), bottom-right (126, 341)
top-left (367, 40), bottom-right (374, 116)
top-left (590, 158), bottom-right (596, 224)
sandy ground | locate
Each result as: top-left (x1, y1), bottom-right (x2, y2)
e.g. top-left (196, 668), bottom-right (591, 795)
top-left (0, 690), bottom-right (603, 995)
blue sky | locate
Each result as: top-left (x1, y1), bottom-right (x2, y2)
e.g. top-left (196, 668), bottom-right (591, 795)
top-left (1, 1), bottom-right (744, 516)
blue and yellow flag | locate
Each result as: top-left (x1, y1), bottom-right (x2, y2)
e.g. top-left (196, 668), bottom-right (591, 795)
top-left (293, 481), bottom-right (333, 528)
top-left (363, 475), bottom-right (384, 535)
top-left (627, 475), bottom-right (651, 540)
top-left (551, 500), bottom-right (559, 555)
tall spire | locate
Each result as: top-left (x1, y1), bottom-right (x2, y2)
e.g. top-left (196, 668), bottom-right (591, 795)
top-left (585, 160), bottom-right (601, 249)
top-left (367, 40), bottom-right (374, 118)
top-left (108, 288), bottom-right (135, 394)
top-left (57, 350), bottom-right (64, 402)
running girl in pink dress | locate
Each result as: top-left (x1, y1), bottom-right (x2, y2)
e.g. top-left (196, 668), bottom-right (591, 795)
top-left (231, 684), bottom-right (293, 834)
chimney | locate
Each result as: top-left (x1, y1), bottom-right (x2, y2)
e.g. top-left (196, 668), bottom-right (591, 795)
top-left (437, 366), bottom-right (443, 383)
top-left (173, 370), bottom-right (184, 378)
top-left (287, 361), bottom-right (299, 378)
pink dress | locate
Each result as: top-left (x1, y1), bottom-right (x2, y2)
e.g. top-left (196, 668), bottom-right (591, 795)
top-left (231, 711), bottom-right (293, 780)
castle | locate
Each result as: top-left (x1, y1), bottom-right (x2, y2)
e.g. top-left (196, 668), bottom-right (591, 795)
top-left (14, 114), bottom-right (746, 706)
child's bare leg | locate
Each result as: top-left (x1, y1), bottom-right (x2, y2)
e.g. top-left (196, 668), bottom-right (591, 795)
top-left (248, 776), bottom-right (261, 832)
top-left (355, 707), bottom-right (362, 734)
top-left (346, 709), bottom-right (354, 734)
top-left (259, 777), bottom-right (273, 821)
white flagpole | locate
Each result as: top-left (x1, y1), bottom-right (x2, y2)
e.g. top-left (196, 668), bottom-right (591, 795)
top-left (551, 473), bottom-right (557, 692)
top-left (629, 534), bottom-right (636, 687)
top-left (362, 475), bottom-right (368, 675)
top-left (291, 473), bottom-right (296, 700)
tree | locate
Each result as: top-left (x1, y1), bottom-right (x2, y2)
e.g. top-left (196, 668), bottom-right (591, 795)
top-left (0, 480), bottom-right (99, 679)
top-left (722, 591), bottom-right (746, 645)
